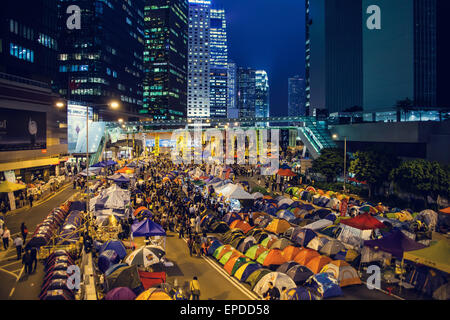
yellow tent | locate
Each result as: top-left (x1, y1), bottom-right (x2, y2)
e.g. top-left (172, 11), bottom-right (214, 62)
top-left (0, 181), bottom-right (26, 193)
top-left (265, 219), bottom-right (291, 234)
top-left (403, 240), bottom-right (450, 273)
top-left (135, 288), bottom-right (172, 300)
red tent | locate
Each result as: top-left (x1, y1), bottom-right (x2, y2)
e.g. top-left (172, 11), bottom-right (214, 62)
top-left (340, 213), bottom-right (386, 230)
top-left (277, 169), bottom-right (296, 177)
top-left (439, 207), bottom-right (450, 214)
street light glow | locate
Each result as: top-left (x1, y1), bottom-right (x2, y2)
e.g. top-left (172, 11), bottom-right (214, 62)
top-left (332, 134), bottom-right (338, 139)
top-left (110, 101), bottom-right (120, 109)
top-left (55, 102), bottom-right (65, 108)
top-left (118, 118), bottom-right (124, 123)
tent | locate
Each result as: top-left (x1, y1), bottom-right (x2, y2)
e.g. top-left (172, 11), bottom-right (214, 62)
top-left (207, 240), bottom-right (223, 256)
top-left (98, 250), bottom-right (120, 274)
top-left (253, 272), bottom-right (296, 297)
top-left (247, 269), bottom-right (272, 289)
top-left (282, 246), bottom-right (302, 261)
top-left (286, 265), bottom-right (314, 285)
top-left (307, 236), bottom-right (329, 251)
top-left (333, 249), bottom-right (360, 263)
top-left (340, 213), bottom-right (386, 230)
top-left (100, 240), bottom-right (127, 260)
top-left (213, 245), bottom-right (233, 260)
top-left (219, 184), bottom-right (254, 200)
top-left (105, 287), bottom-right (137, 300)
top-left (302, 219), bottom-right (333, 231)
top-left (256, 249), bottom-right (287, 267)
top-left (234, 262), bottom-right (262, 282)
top-left (219, 250), bottom-right (243, 265)
top-left (321, 260), bottom-right (361, 287)
top-left (237, 236), bottom-right (257, 253)
top-left (0, 181), bottom-right (26, 193)
top-left (277, 168), bottom-right (296, 177)
top-left (319, 240), bottom-right (346, 257)
top-left (209, 221), bottom-right (230, 233)
top-left (131, 219), bottom-right (166, 238)
top-left (304, 273), bottom-right (343, 299)
top-left (230, 236), bottom-right (246, 249)
top-left (276, 261), bottom-right (299, 274)
top-left (269, 238), bottom-right (293, 250)
top-left (260, 234), bottom-right (279, 248)
top-left (439, 207), bottom-right (450, 214)
top-left (116, 166), bottom-right (134, 174)
top-left (105, 265), bottom-right (142, 292)
top-left (277, 210), bottom-right (296, 222)
top-left (265, 219), bottom-right (291, 234)
top-left (287, 287), bottom-right (319, 301)
top-left (363, 230), bottom-right (426, 259)
top-left (245, 245), bottom-right (269, 260)
top-left (294, 248), bottom-right (320, 266)
top-left (136, 288), bottom-right (172, 300)
top-left (291, 228), bottom-right (318, 247)
top-left (306, 255), bottom-right (333, 274)
top-left (229, 220), bottom-right (253, 234)
top-left (403, 240), bottom-right (450, 273)
top-left (223, 212), bottom-right (242, 225)
top-left (224, 256), bottom-right (251, 276)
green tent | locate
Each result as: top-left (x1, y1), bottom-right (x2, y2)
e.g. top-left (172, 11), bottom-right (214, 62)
top-left (231, 257), bottom-right (252, 276)
top-left (245, 245), bottom-right (266, 260)
top-left (246, 269), bottom-right (272, 289)
top-left (219, 251), bottom-right (240, 265)
top-left (261, 235), bottom-right (277, 247)
top-left (213, 245), bottom-right (227, 259)
top-left (256, 250), bottom-right (270, 265)
top-left (106, 265), bottom-right (142, 292)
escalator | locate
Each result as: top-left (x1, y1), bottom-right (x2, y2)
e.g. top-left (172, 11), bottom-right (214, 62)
top-left (72, 122), bottom-right (107, 165)
top-left (298, 119), bottom-right (337, 159)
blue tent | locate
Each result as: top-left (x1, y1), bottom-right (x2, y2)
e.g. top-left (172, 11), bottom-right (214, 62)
top-left (304, 273), bottom-right (343, 299)
top-left (114, 174), bottom-right (130, 183)
top-left (277, 210), bottom-right (296, 222)
top-left (105, 160), bottom-right (118, 166)
top-left (98, 250), bottom-right (120, 274)
top-left (92, 161), bottom-right (107, 168)
top-left (291, 228), bottom-right (318, 247)
top-left (238, 263), bottom-right (262, 282)
top-left (300, 203), bottom-right (315, 211)
top-left (287, 287), bottom-right (318, 300)
top-left (131, 219), bottom-right (166, 237)
top-left (207, 240), bottom-right (223, 256)
top-left (100, 240), bottom-right (127, 259)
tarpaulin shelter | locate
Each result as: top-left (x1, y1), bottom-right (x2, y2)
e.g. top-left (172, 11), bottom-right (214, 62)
top-left (304, 272), bottom-right (343, 299)
top-left (256, 249), bottom-right (287, 267)
top-left (294, 248), bottom-right (320, 266)
top-left (234, 262), bottom-right (261, 282)
top-left (100, 240), bottom-right (127, 260)
top-left (320, 240), bottom-right (346, 257)
top-left (364, 230), bottom-right (426, 259)
top-left (287, 287), bottom-right (318, 300)
top-left (282, 246), bottom-right (302, 261)
top-left (306, 255), bottom-right (333, 274)
top-left (269, 238), bottom-right (293, 250)
top-left (291, 228), bottom-right (318, 247)
top-left (0, 181), bottom-right (26, 193)
top-left (230, 220), bottom-right (253, 234)
top-left (105, 287), bottom-right (137, 300)
top-left (321, 260), bottom-right (361, 287)
top-left (245, 245), bottom-right (269, 260)
top-left (265, 219), bottom-right (291, 234)
top-left (341, 213), bottom-right (386, 230)
top-left (105, 265), bottom-right (142, 292)
top-left (403, 240), bottom-right (450, 273)
top-left (131, 219), bottom-right (166, 238)
top-left (276, 261), bottom-right (299, 274)
top-left (253, 272), bottom-right (297, 297)
top-left (286, 264), bottom-right (314, 285)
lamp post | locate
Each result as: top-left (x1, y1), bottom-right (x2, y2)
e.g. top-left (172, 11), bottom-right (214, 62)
top-left (56, 99), bottom-right (120, 218)
top-left (332, 134), bottom-right (347, 193)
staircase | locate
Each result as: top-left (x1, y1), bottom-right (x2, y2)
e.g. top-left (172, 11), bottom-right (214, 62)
top-left (298, 119), bottom-right (337, 159)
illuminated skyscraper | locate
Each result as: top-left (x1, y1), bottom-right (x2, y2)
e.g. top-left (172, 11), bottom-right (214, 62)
top-left (288, 76), bottom-right (306, 116)
top-left (187, 0), bottom-right (211, 118)
top-left (209, 7), bottom-right (228, 118)
top-left (255, 70), bottom-right (270, 118)
top-left (237, 67), bottom-right (269, 118)
top-left (142, 0), bottom-right (188, 120)
top-left (227, 60), bottom-right (238, 118)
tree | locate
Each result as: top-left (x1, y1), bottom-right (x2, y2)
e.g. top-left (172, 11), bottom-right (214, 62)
top-left (395, 98), bottom-right (413, 121)
top-left (349, 150), bottom-right (399, 199)
top-left (389, 159), bottom-right (450, 202)
top-left (312, 148), bottom-right (346, 183)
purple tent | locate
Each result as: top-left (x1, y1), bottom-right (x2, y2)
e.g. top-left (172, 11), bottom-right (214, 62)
top-left (131, 219), bottom-right (166, 237)
top-left (105, 287), bottom-right (137, 300)
top-left (364, 230), bottom-right (426, 258)
top-left (98, 250), bottom-right (120, 273)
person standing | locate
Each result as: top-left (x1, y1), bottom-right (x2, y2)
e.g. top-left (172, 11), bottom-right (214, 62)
top-left (20, 222), bottom-right (28, 242)
top-left (263, 282), bottom-right (280, 300)
top-left (14, 235), bottom-right (23, 260)
top-left (2, 226), bottom-right (11, 250)
top-left (22, 249), bottom-right (33, 274)
top-left (30, 246), bottom-right (38, 273)
top-left (190, 276), bottom-right (201, 300)
top-left (187, 235), bottom-right (194, 257)
top-left (28, 194), bottom-right (34, 208)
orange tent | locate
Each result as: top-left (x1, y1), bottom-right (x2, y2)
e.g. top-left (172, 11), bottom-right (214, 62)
top-left (305, 255), bottom-right (333, 274)
top-left (116, 166), bottom-right (134, 174)
top-left (282, 246), bottom-right (302, 261)
top-left (252, 212), bottom-right (268, 220)
top-left (224, 255), bottom-right (246, 275)
top-left (216, 245), bottom-right (234, 260)
top-left (440, 207), bottom-right (450, 214)
top-left (290, 207), bottom-right (301, 216)
top-left (293, 248), bottom-right (320, 266)
top-left (133, 206), bottom-right (149, 217)
top-left (230, 220), bottom-right (253, 234)
top-left (261, 249), bottom-right (287, 267)
top-left (265, 219), bottom-right (291, 234)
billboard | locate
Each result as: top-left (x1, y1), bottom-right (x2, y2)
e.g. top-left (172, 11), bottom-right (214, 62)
top-left (0, 107), bottom-right (47, 152)
top-left (67, 103), bottom-right (93, 153)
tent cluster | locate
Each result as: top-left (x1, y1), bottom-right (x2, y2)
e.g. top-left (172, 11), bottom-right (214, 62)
top-left (40, 250), bottom-right (77, 300)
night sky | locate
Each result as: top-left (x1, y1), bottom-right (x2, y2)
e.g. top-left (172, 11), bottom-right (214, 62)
top-left (212, 0), bottom-right (306, 116)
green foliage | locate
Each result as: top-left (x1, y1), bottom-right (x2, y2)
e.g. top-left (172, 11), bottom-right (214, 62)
top-left (389, 159), bottom-right (450, 199)
top-left (251, 186), bottom-right (269, 195)
top-left (312, 148), bottom-right (346, 183)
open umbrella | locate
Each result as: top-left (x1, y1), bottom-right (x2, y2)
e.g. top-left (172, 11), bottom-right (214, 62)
top-left (125, 246), bottom-right (165, 267)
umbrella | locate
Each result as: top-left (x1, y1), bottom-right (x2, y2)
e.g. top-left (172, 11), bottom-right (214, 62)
top-left (105, 265), bottom-right (142, 292)
top-left (125, 246), bottom-right (166, 267)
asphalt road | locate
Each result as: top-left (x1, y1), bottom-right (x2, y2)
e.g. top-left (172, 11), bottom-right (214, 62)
top-left (0, 185), bottom-right (77, 300)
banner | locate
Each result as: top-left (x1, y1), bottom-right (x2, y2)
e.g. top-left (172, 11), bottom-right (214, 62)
top-left (340, 198), bottom-right (349, 217)
top-left (0, 107), bottom-right (46, 151)
top-left (154, 135), bottom-right (160, 156)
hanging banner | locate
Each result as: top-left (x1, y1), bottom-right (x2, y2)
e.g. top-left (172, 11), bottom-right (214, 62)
top-left (154, 135), bottom-right (160, 156)
top-left (340, 198), bottom-right (349, 217)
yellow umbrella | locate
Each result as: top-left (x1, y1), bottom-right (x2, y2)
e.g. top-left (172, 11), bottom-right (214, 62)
top-left (0, 181), bottom-right (26, 193)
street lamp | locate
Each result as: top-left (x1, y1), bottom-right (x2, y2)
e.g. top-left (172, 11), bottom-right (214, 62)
top-left (332, 134), bottom-right (347, 193)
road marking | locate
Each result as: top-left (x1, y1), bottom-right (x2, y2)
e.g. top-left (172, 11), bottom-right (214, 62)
top-left (0, 260), bottom-right (21, 268)
top-left (8, 266), bottom-right (24, 299)
top-left (0, 268), bottom-right (20, 279)
top-left (181, 237), bottom-right (260, 300)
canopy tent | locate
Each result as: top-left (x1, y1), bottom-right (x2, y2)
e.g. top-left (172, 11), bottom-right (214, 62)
top-left (0, 181), bottom-right (26, 193)
top-left (113, 174), bottom-right (130, 184)
top-left (131, 219), bottom-right (166, 238)
top-left (340, 213), bottom-right (386, 230)
top-left (363, 230), bottom-right (426, 259)
top-left (219, 184), bottom-right (254, 200)
top-left (403, 240), bottom-right (450, 273)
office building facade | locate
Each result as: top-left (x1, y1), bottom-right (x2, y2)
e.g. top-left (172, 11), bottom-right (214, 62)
top-left (187, 0), bottom-right (211, 118)
top-left (209, 7), bottom-right (228, 118)
top-left (227, 60), bottom-right (238, 118)
top-left (288, 76), bottom-right (306, 117)
top-left (255, 70), bottom-right (269, 118)
top-left (142, 0), bottom-right (188, 120)
top-left (237, 67), bottom-right (256, 118)
top-left (57, 0), bottom-right (145, 121)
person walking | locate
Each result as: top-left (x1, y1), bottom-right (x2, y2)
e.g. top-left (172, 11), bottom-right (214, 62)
top-left (20, 222), bottom-right (28, 242)
top-left (14, 235), bottom-right (23, 260)
top-left (22, 249), bottom-right (33, 275)
top-left (190, 276), bottom-right (201, 300)
top-left (28, 194), bottom-right (34, 208)
top-left (30, 246), bottom-right (38, 273)
top-left (2, 226), bottom-right (11, 250)
top-left (187, 235), bottom-right (194, 257)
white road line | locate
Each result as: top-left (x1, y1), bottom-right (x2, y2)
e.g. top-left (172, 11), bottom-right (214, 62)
top-left (8, 266), bottom-right (24, 298)
top-left (181, 237), bottom-right (260, 300)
